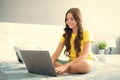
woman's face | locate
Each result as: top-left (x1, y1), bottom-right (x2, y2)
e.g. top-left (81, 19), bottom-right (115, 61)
top-left (66, 13), bottom-right (78, 29)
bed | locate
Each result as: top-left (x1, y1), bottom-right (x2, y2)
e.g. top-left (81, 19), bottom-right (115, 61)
top-left (0, 22), bottom-right (120, 80)
top-left (0, 61), bottom-right (120, 80)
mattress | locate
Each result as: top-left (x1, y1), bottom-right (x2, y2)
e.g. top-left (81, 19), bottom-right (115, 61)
top-left (0, 61), bottom-right (120, 80)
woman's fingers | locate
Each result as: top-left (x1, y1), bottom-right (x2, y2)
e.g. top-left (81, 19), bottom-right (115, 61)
top-left (55, 67), bottom-right (63, 74)
top-left (55, 66), bottom-right (66, 75)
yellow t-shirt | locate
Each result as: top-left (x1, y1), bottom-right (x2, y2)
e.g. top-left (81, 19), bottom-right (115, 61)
top-left (60, 30), bottom-right (93, 61)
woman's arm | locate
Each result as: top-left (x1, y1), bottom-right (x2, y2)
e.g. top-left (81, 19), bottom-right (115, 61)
top-left (64, 41), bottom-right (91, 68)
top-left (52, 42), bottom-right (64, 64)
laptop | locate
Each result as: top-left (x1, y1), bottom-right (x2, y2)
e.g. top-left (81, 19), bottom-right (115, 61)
top-left (14, 46), bottom-right (24, 64)
top-left (20, 50), bottom-right (57, 77)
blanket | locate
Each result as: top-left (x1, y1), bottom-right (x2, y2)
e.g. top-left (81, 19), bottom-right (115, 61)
top-left (0, 62), bottom-right (120, 80)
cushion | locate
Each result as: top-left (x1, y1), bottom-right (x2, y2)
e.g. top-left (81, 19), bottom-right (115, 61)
top-left (91, 52), bottom-right (99, 61)
top-left (0, 45), bottom-right (18, 63)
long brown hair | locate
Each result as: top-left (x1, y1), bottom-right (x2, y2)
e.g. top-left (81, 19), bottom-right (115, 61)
top-left (63, 8), bottom-right (83, 57)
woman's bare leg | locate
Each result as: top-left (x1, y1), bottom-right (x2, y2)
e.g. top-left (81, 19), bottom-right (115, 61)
top-left (69, 60), bottom-right (91, 74)
top-left (54, 60), bottom-right (91, 74)
top-left (54, 61), bottom-right (63, 68)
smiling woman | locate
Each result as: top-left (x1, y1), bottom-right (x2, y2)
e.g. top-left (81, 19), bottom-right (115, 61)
top-left (51, 8), bottom-right (94, 75)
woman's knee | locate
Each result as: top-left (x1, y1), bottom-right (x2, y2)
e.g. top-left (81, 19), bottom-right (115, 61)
top-left (79, 60), bottom-right (91, 73)
top-left (69, 60), bottom-right (91, 74)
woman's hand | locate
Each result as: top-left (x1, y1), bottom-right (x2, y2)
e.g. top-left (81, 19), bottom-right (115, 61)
top-left (55, 65), bottom-right (69, 75)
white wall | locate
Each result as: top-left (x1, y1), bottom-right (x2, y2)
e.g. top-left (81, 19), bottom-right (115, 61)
top-left (0, 0), bottom-right (90, 25)
top-left (89, 0), bottom-right (120, 41)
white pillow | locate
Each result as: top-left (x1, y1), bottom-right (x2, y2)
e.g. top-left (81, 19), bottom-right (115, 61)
top-left (17, 45), bottom-right (41, 50)
top-left (91, 52), bottom-right (99, 61)
top-left (0, 45), bottom-right (18, 63)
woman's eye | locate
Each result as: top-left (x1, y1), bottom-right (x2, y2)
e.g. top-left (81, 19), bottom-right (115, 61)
top-left (66, 18), bottom-right (75, 21)
top-left (71, 18), bottom-right (75, 20)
